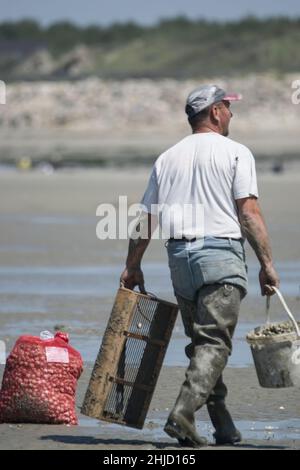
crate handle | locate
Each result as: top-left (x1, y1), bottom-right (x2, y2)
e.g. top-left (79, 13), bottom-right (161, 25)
top-left (120, 281), bottom-right (158, 300)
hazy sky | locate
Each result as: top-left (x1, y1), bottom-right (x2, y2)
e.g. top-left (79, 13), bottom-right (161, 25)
top-left (1, 0), bottom-right (300, 25)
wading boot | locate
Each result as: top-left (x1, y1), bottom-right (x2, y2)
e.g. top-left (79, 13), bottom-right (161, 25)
top-left (164, 410), bottom-right (208, 448)
top-left (207, 399), bottom-right (242, 445)
top-left (168, 284), bottom-right (243, 447)
top-left (164, 344), bottom-right (228, 448)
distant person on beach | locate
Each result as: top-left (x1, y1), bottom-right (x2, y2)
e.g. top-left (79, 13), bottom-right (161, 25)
top-left (120, 84), bottom-right (279, 447)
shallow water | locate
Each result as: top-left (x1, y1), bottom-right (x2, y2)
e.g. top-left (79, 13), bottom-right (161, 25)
top-left (0, 314), bottom-right (254, 367)
top-left (0, 260), bottom-right (299, 297)
top-left (78, 416), bottom-right (300, 443)
top-left (62, 322), bottom-right (256, 368)
top-left (0, 259), bottom-right (299, 368)
top-left (0, 260), bottom-right (267, 367)
top-left (0, 210), bottom-right (299, 366)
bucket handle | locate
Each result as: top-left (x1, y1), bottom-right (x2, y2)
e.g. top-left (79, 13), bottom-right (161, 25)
top-left (267, 286), bottom-right (300, 338)
top-left (266, 295), bottom-right (271, 324)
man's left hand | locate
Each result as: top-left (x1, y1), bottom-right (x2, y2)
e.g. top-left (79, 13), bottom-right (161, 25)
top-left (120, 267), bottom-right (146, 294)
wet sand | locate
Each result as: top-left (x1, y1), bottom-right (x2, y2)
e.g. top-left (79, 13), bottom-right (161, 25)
top-left (0, 167), bottom-right (300, 260)
top-left (0, 365), bottom-right (299, 450)
top-left (0, 168), bottom-right (299, 450)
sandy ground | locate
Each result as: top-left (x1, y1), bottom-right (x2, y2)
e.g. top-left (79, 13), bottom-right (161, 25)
top-left (0, 167), bottom-right (300, 261)
top-left (0, 365), bottom-right (299, 450)
top-left (0, 168), bottom-right (299, 450)
top-left (1, 129), bottom-right (300, 161)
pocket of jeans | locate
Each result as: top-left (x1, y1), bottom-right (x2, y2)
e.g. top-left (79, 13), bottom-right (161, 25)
top-left (197, 259), bottom-right (243, 285)
top-left (168, 260), bottom-right (195, 300)
top-left (169, 263), bottom-right (180, 286)
top-left (231, 244), bottom-right (246, 263)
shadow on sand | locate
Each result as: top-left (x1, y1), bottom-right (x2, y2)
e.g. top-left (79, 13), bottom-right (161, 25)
top-left (40, 434), bottom-right (287, 450)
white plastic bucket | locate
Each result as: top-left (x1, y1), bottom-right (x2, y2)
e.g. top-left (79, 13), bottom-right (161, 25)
top-left (246, 288), bottom-right (300, 388)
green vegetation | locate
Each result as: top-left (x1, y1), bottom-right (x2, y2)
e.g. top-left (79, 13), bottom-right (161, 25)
top-left (1, 16), bottom-right (300, 79)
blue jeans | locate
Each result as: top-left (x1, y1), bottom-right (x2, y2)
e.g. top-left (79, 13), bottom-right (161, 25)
top-left (166, 237), bottom-right (248, 301)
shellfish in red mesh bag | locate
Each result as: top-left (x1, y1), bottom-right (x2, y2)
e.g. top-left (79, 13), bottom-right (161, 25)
top-left (0, 331), bottom-right (83, 424)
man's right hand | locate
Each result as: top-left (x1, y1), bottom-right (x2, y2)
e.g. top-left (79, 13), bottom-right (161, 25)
top-left (259, 265), bottom-right (280, 296)
top-left (120, 267), bottom-right (146, 294)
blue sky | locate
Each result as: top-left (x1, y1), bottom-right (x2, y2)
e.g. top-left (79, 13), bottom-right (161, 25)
top-left (1, 0), bottom-right (300, 25)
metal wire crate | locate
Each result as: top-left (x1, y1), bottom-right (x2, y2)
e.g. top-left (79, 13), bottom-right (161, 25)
top-left (81, 287), bottom-right (178, 429)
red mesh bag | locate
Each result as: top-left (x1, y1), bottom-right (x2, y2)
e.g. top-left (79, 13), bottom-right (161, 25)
top-left (0, 332), bottom-right (83, 424)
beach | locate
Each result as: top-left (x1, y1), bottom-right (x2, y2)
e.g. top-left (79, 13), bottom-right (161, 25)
top-left (0, 167), bottom-right (300, 450)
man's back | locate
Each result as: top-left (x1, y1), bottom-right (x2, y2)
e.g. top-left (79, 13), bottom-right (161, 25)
top-left (142, 132), bottom-right (258, 239)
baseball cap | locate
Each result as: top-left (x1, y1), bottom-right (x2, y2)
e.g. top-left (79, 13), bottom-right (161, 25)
top-left (185, 84), bottom-right (242, 118)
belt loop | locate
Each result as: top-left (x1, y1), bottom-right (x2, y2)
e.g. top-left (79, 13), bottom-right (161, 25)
top-left (228, 238), bottom-right (232, 246)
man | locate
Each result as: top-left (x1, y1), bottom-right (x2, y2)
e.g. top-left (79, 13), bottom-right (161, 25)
top-left (120, 84), bottom-right (279, 447)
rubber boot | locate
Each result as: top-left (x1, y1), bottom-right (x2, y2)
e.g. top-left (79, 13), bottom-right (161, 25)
top-left (164, 344), bottom-right (228, 448)
top-left (207, 399), bottom-right (242, 445)
top-left (166, 284), bottom-right (243, 447)
top-left (164, 413), bottom-right (208, 448)
top-left (206, 375), bottom-right (241, 445)
top-left (164, 388), bottom-right (208, 448)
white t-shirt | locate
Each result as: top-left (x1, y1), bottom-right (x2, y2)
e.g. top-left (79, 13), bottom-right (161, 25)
top-left (140, 132), bottom-right (258, 239)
